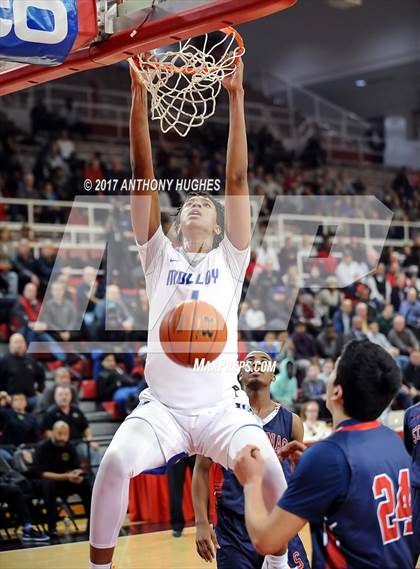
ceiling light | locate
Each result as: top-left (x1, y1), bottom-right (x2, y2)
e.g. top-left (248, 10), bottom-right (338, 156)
top-left (328, 0), bottom-right (363, 8)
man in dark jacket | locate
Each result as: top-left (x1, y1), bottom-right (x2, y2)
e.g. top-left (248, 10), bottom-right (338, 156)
top-left (404, 351), bottom-right (420, 402)
top-left (96, 353), bottom-right (141, 414)
top-left (0, 333), bottom-right (45, 410)
top-left (32, 421), bottom-right (91, 535)
top-left (12, 238), bottom-right (39, 293)
top-left (316, 321), bottom-right (343, 360)
top-left (0, 393), bottom-right (39, 447)
top-left (33, 243), bottom-right (61, 293)
top-left (41, 385), bottom-right (101, 471)
top-left (39, 367), bottom-right (79, 415)
top-left (290, 322), bottom-right (317, 363)
top-left (41, 386), bottom-right (89, 441)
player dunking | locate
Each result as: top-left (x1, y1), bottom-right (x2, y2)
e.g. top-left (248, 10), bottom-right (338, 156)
top-left (234, 340), bottom-right (416, 569)
top-left (193, 350), bottom-right (310, 569)
top-left (89, 61), bottom-right (289, 569)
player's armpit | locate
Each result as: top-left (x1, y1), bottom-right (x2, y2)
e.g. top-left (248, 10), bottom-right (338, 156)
top-left (250, 506), bottom-right (307, 556)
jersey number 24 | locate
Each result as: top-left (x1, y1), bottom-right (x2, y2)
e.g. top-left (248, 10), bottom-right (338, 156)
top-left (372, 468), bottom-right (413, 545)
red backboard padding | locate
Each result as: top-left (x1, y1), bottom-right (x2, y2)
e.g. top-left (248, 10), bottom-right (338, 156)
top-left (0, 0), bottom-right (297, 96)
top-left (72, 0), bottom-right (99, 53)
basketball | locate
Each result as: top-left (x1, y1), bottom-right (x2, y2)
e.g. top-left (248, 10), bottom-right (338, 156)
top-left (160, 300), bottom-right (227, 367)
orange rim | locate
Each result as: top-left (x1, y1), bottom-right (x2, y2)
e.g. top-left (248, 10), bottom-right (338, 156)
top-left (132, 26), bottom-right (245, 76)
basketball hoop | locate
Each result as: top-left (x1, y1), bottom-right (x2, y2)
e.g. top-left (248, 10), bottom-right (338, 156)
top-left (129, 27), bottom-right (245, 137)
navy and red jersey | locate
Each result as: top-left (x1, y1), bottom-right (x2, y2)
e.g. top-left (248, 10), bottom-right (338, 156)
top-left (215, 404), bottom-right (293, 515)
top-left (404, 403), bottom-right (420, 488)
top-left (280, 419), bottom-right (416, 569)
top-left (404, 403), bottom-right (420, 557)
top-left (214, 404), bottom-right (310, 569)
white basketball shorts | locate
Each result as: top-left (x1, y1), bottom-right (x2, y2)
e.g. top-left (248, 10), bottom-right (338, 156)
top-left (125, 388), bottom-right (263, 468)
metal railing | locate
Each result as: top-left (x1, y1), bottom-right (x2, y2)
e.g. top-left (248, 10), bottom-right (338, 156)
top-left (1, 198), bottom-right (419, 254)
top-left (250, 71), bottom-right (376, 145)
top-left (0, 71), bottom-right (383, 164)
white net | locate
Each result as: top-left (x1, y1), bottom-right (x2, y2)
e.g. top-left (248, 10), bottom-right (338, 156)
top-left (129, 27), bottom-right (245, 137)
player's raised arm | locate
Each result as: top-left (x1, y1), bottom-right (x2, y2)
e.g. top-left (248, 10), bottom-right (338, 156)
top-left (129, 64), bottom-right (160, 245)
top-left (222, 60), bottom-right (250, 251)
top-left (192, 456), bottom-right (219, 562)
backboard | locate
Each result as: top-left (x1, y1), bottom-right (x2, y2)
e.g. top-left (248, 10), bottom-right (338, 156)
top-left (0, 0), bottom-right (297, 96)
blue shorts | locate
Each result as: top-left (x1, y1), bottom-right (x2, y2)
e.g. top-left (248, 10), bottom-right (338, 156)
top-left (216, 507), bottom-right (263, 569)
top-left (215, 507), bottom-right (310, 569)
top-left (217, 544), bottom-right (263, 569)
top-left (287, 535), bottom-right (311, 569)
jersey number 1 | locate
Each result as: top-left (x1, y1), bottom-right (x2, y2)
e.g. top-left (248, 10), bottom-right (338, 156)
top-left (372, 469), bottom-right (413, 545)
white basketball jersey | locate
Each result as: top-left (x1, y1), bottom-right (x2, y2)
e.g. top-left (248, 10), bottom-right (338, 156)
top-left (137, 226), bottom-right (250, 412)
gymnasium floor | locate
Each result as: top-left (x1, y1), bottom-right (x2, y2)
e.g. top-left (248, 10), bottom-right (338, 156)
top-left (0, 526), bottom-right (312, 569)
